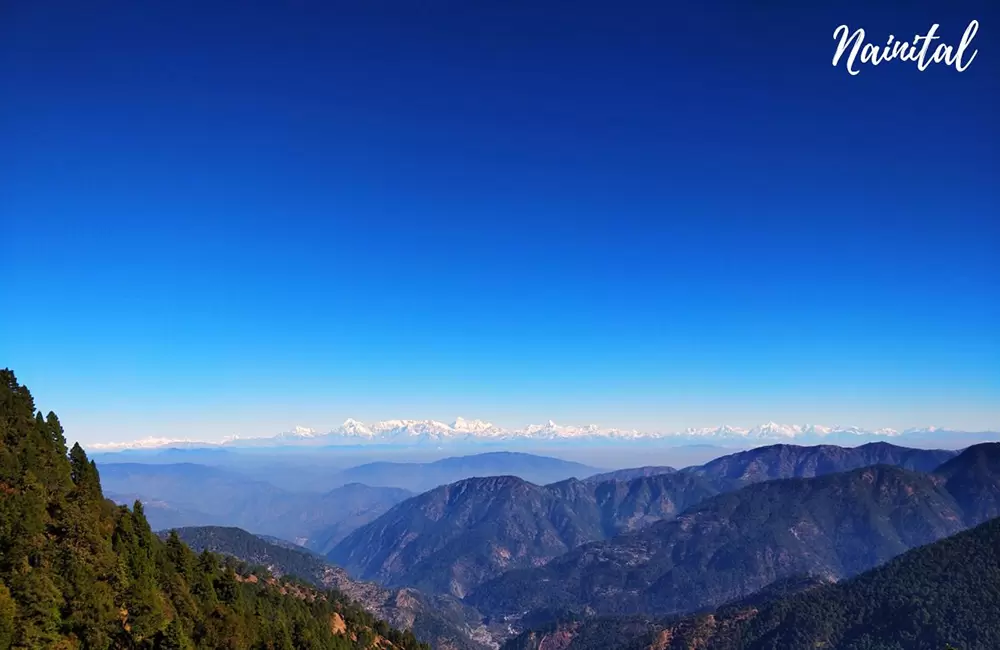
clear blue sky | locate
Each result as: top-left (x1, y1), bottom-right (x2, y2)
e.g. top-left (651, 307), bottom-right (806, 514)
top-left (2, 0), bottom-right (997, 444)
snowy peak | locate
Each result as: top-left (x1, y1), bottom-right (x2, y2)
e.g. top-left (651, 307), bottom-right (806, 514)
top-left (340, 418), bottom-right (373, 437)
top-left (748, 422), bottom-right (800, 438)
top-left (452, 417), bottom-right (499, 433)
top-left (87, 420), bottom-right (986, 451)
top-left (294, 420), bottom-right (917, 444)
top-left (89, 436), bottom-right (201, 451)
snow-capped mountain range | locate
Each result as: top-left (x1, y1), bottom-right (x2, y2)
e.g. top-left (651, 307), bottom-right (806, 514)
top-left (88, 419), bottom-right (990, 451)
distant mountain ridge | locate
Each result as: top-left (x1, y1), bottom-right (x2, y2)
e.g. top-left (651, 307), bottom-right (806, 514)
top-left (583, 466), bottom-right (676, 483)
top-left (329, 471), bottom-right (718, 597)
top-left (89, 419), bottom-right (1000, 450)
top-left (97, 451), bottom-right (600, 549)
top-left (330, 442), bottom-right (957, 599)
top-left (335, 451), bottom-right (600, 492)
top-left (468, 464), bottom-right (971, 619)
top-left (468, 443), bottom-right (1000, 626)
top-left (687, 441), bottom-right (957, 490)
top-left (99, 462), bottom-right (414, 551)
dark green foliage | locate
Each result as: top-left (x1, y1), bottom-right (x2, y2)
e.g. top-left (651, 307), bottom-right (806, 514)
top-left (0, 369), bottom-right (430, 650)
top-left (168, 528), bottom-right (328, 582)
top-left (0, 583), bottom-right (14, 650)
top-left (170, 526), bottom-right (491, 650)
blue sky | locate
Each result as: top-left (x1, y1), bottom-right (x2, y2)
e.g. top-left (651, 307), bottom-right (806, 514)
top-left (2, 0), bottom-right (997, 444)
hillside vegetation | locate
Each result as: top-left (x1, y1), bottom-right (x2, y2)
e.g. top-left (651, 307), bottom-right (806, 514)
top-left (170, 526), bottom-right (493, 650)
top-left (0, 369), bottom-right (428, 650)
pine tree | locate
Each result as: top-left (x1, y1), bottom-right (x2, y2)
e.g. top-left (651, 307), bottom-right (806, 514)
top-left (159, 618), bottom-right (194, 650)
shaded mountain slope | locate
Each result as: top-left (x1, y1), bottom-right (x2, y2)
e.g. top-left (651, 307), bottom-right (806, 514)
top-left (332, 442), bottom-right (957, 600)
top-left (686, 441), bottom-right (957, 490)
top-left (582, 466), bottom-right (676, 484)
top-left (584, 472), bottom-right (719, 534)
top-left (330, 472), bottom-right (718, 598)
top-left (330, 475), bottom-right (603, 597)
top-left (933, 442), bottom-right (1000, 524)
top-left (504, 518), bottom-right (1000, 650)
top-left (270, 483), bottom-right (415, 552)
top-left (633, 515), bottom-right (1000, 650)
top-left (467, 466), bottom-right (968, 619)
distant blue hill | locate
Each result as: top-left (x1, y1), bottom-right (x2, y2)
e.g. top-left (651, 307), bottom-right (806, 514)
top-left (332, 451), bottom-right (602, 492)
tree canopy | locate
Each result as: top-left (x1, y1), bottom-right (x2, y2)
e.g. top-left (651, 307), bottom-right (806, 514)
top-left (0, 368), bottom-right (430, 650)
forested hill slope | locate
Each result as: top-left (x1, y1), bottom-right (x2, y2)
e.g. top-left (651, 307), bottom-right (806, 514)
top-left (170, 526), bottom-right (494, 650)
top-left (0, 368), bottom-right (429, 650)
top-left (504, 516), bottom-right (1000, 650)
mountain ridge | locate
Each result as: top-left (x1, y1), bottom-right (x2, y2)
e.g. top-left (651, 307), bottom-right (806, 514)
top-left (329, 471), bottom-right (719, 598)
top-left (89, 419), bottom-right (1000, 450)
top-left (330, 442), bottom-right (958, 601)
top-left (467, 464), bottom-right (972, 620)
top-left (503, 516), bottom-right (1000, 650)
top-left (467, 444), bottom-right (1000, 628)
